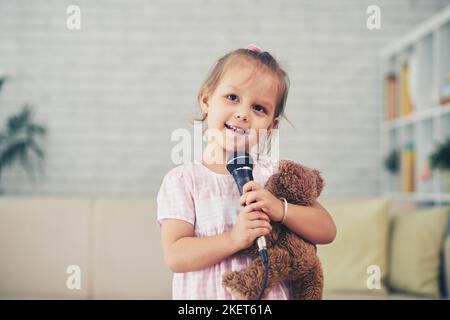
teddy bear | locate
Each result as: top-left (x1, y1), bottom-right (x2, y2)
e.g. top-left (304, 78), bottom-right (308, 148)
top-left (222, 159), bottom-right (324, 300)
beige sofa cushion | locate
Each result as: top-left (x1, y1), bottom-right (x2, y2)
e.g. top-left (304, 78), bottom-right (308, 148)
top-left (318, 198), bottom-right (390, 296)
top-left (444, 236), bottom-right (450, 297)
top-left (387, 205), bottom-right (450, 298)
top-left (92, 197), bottom-right (172, 299)
top-left (0, 197), bottom-right (92, 299)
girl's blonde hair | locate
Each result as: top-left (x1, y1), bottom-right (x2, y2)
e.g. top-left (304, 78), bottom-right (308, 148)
top-left (193, 48), bottom-right (292, 157)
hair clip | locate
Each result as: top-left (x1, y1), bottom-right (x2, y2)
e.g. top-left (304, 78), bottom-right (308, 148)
top-left (245, 44), bottom-right (263, 53)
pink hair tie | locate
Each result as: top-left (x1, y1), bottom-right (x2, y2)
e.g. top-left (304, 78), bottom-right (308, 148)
top-left (246, 44), bottom-right (263, 53)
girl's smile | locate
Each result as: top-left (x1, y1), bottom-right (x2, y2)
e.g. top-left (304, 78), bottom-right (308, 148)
top-left (224, 122), bottom-right (250, 135)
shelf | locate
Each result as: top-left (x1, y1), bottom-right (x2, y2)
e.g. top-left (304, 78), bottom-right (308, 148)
top-left (381, 104), bottom-right (450, 131)
top-left (381, 5), bottom-right (450, 58)
top-left (380, 6), bottom-right (450, 203)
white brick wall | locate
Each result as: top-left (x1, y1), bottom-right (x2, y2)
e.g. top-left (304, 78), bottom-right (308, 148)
top-left (0, 0), bottom-right (449, 197)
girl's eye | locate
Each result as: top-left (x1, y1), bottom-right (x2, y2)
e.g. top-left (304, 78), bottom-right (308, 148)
top-left (254, 105), bottom-right (266, 113)
top-left (226, 94), bottom-right (238, 102)
top-left (225, 94), bottom-right (266, 114)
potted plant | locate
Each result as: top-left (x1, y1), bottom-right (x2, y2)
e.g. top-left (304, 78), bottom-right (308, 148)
top-left (430, 138), bottom-right (450, 193)
top-left (384, 148), bottom-right (400, 191)
top-left (0, 77), bottom-right (47, 194)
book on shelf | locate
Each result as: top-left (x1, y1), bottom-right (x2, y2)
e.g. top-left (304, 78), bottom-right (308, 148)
top-left (400, 63), bottom-right (414, 116)
top-left (440, 72), bottom-right (450, 105)
top-left (384, 74), bottom-right (398, 120)
top-left (401, 142), bottom-right (415, 193)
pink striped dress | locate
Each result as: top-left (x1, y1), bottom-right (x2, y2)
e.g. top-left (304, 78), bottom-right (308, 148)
top-left (156, 156), bottom-right (291, 300)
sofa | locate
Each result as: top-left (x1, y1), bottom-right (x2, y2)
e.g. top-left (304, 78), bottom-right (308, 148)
top-left (0, 197), bottom-right (172, 299)
top-left (318, 198), bottom-right (450, 299)
top-left (0, 197), bottom-right (448, 299)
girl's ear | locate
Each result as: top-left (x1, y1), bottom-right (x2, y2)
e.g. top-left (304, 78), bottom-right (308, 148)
top-left (199, 88), bottom-right (210, 114)
top-left (268, 117), bottom-right (279, 132)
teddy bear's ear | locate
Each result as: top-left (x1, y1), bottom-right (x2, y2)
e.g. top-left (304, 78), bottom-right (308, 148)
top-left (276, 159), bottom-right (290, 173)
top-left (267, 160), bottom-right (300, 199)
top-left (312, 169), bottom-right (324, 198)
top-left (278, 160), bottom-right (304, 185)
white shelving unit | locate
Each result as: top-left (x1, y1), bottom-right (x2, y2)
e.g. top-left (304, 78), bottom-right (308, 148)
top-left (380, 6), bottom-right (450, 205)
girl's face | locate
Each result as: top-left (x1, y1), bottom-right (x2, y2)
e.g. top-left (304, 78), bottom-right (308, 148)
top-left (200, 62), bottom-right (280, 163)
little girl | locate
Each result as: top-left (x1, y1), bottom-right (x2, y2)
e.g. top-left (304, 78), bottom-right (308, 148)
top-left (156, 45), bottom-right (336, 300)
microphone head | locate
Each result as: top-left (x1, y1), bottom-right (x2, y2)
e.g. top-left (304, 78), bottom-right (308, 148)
top-left (226, 151), bottom-right (254, 174)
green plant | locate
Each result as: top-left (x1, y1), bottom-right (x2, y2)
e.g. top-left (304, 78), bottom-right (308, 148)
top-left (384, 149), bottom-right (399, 174)
top-left (0, 77), bottom-right (5, 91)
top-left (0, 77), bottom-right (47, 190)
top-left (430, 138), bottom-right (450, 171)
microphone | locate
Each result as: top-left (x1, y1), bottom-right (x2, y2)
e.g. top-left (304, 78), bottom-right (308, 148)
top-left (226, 151), bottom-right (267, 252)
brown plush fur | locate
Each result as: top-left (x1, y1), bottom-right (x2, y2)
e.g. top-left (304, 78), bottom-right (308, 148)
top-left (222, 160), bottom-right (324, 300)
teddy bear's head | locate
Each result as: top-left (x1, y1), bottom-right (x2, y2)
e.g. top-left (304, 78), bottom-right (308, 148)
top-left (265, 160), bottom-right (324, 207)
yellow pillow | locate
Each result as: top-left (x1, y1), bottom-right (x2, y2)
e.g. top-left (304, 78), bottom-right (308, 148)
top-left (387, 206), bottom-right (450, 297)
top-left (317, 198), bottom-right (389, 295)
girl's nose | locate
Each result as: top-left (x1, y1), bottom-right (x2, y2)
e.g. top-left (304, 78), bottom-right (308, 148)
top-left (235, 113), bottom-right (248, 122)
top-left (234, 108), bottom-right (249, 122)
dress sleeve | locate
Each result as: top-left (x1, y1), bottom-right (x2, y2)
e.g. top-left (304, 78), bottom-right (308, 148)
top-left (156, 167), bottom-right (196, 227)
top-left (270, 157), bottom-right (280, 174)
top-left (264, 156), bottom-right (280, 174)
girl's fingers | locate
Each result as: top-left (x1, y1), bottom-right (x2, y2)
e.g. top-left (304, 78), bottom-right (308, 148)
top-left (242, 181), bottom-right (262, 194)
top-left (240, 193), bottom-right (258, 207)
top-left (245, 208), bottom-right (270, 221)
top-left (242, 202), bottom-right (260, 213)
top-left (248, 219), bottom-right (272, 230)
top-left (240, 182), bottom-right (263, 205)
top-left (239, 193), bottom-right (250, 206)
top-left (243, 192), bottom-right (259, 206)
top-left (244, 202), bottom-right (270, 221)
top-left (251, 227), bottom-right (272, 239)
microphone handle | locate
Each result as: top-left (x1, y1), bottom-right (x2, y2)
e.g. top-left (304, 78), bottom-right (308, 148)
top-left (231, 170), bottom-right (253, 196)
top-left (231, 170), bottom-right (267, 251)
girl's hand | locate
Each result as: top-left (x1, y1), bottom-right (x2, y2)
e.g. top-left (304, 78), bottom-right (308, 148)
top-left (239, 181), bottom-right (284, 222)
top-left (230, 204), bottom-right (272, 251)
